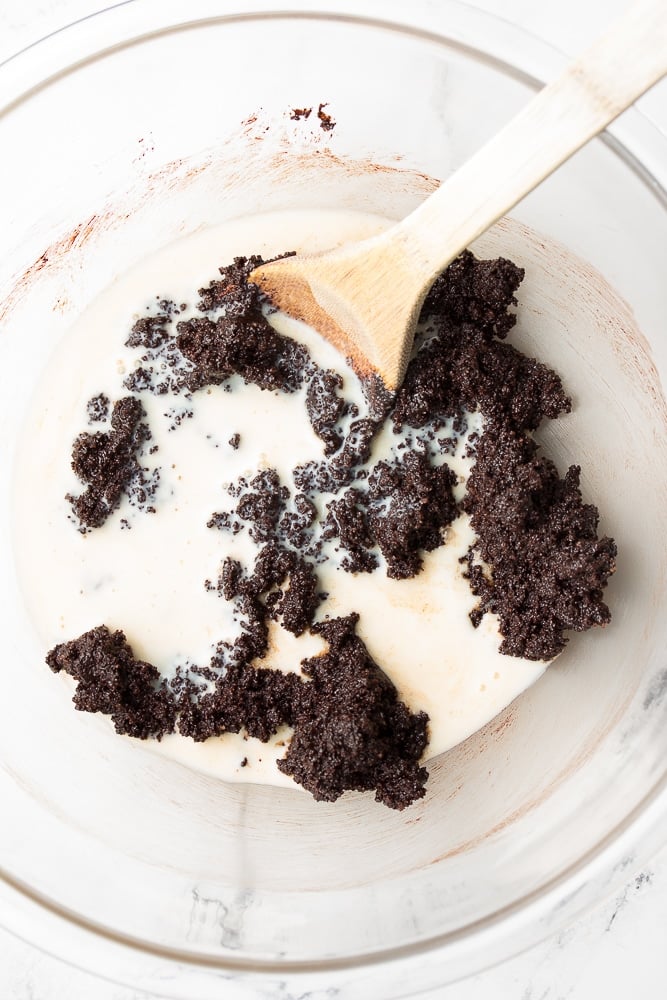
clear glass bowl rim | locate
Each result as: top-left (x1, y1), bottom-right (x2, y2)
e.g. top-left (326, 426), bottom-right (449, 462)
top-left (1, 0), bottom-right (666, 991)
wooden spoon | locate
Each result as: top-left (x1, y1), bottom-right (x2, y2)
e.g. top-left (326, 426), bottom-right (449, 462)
top-left (250, 0), bottom-right (666, 390)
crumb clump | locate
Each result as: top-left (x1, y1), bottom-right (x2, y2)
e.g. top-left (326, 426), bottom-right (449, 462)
top-left (67, 396), bottom-right (158, 528)
top-left (461, 427), bottom-right (617, 659)
top-left (290, 107), bottom-right (312, 121)
top-left (278, 615), bottom-right (428, 809)
top-left (86, 393), bottom-right (110, 423)
top-left (367, 452), bottom-right (458, 579)
top-left (47, 625), bottom-right (175, 740)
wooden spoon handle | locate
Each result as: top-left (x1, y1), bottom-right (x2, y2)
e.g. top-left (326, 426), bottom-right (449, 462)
top-left (396, 0), bottom-right (667, 280)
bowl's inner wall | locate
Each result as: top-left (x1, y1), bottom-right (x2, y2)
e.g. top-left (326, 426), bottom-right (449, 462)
top-left (1, 14), bottom-right (666, 963)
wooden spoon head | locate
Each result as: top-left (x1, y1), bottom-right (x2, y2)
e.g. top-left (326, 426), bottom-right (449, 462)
top-left (249, 249), bottom-right (422, 391)
top-left (250, 256), bottom-right (374, 381)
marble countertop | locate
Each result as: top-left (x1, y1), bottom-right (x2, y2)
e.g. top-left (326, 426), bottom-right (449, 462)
top-left (1, 1), bottom-right (666, 998)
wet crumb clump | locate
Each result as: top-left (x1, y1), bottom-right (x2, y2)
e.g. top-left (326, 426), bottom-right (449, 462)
top-left (49, 617), bottom-right (427, 809)
top-left (126, 313), bottom-right (172, 350)
top-left (461, 426), bottom-right (617, 659)
top-left (47, 625), bottom-right (175, 739)
top-left (122, 255), bottom-right (308, 397)
top-left (361, 373), bottom-right (395, 423)
top-left (86, 393), bottom-right (110, 423)
top-left (279, 493), bottom-right (317, 552)
top-left (279, 615), bottom-right (428, 809)
top-left (176, 255), bottom-right (308, 393)
top-left (421, 250), bottom-right (525, 340)
top-left (305, 369), bottom-right (345, 455)
top-left (67, 396), bottom-right (157, 528)
top-left (207, 510), bottom-right (243, 535)
top-left (235, 469), bottom-right (290, 543)
top-left (223, 540), bottom-right (320, 638)
top-left (367, 451), bottom-right (458, 579)
top-left (323, 488), bottom-right (378, 574)
top-left (393, 319), bottom-right (570, 438)
top-left (177, 659), bottom-right (299, 744)
top-left (271, 556), bottom-right (320, 637)
top-left (328, 418), bottom-right (378, 487)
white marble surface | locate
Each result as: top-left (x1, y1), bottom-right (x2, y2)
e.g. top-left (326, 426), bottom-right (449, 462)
top-left (1, 1), bottom-right (666, 998)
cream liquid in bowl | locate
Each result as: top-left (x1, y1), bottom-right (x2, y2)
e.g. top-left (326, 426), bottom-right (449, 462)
top-left (14, 208), bottom-right (561, 791)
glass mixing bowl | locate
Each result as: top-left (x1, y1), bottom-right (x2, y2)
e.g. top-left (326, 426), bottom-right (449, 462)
top-left (1, 2), bottom-right (666, 997)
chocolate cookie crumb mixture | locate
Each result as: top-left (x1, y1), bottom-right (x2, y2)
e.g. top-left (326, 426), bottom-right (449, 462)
top-left (367, 452), bottom-right (458, 580)
top-left (48, 242), bottom-right (616, 809)
top-left (462, 429), bottom-right (616, 659)
top-left (67, 396), bottom-right (158, 529)
top-left (47, 626), bottom-right (176, 740)
top-left (86, 393), bottom-right (110, 424)
top-left (279, 615), bottom-right (428, 808)
top-left (306, 369), bottom-right (346, 455)
top-left (49, 616), bottom-right (427, 808)
top-left (176, 255), bottom-right (308, 393)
